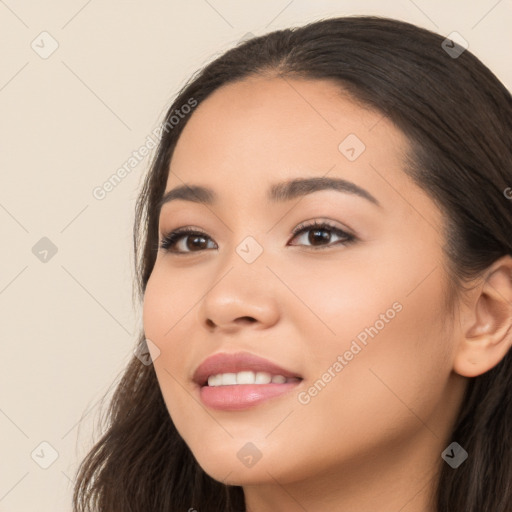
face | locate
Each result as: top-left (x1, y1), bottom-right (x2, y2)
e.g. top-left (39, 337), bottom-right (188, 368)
top-left (143, 76), bottom-right (467, 488)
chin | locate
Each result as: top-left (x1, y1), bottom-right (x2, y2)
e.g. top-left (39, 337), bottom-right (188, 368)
top-left (189, 443), bottom-right (283, 486)
top-left (201, 460), bottom-right (277, 486)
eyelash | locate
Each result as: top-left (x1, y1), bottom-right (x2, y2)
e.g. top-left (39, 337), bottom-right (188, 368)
top-left (158, 220), bottom-right (357, 255)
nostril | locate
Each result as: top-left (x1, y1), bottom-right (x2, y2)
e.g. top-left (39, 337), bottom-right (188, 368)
top-left (237, 316), bottom-right (256, 324)
top-left (205, 316), bottom-right (256, 329)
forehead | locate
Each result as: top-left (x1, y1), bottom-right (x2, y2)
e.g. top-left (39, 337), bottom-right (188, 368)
top-left (164, 76), bottom-right (428, 215)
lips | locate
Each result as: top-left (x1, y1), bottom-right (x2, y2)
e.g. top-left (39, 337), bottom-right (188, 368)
top-left (193, 351), bottom-right (303, 387)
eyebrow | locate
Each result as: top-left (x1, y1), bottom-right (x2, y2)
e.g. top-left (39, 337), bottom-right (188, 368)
top-left (157, 176), bottom-right (381, 213)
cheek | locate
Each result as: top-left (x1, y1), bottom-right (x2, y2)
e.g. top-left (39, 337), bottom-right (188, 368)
top-left (142, 270), bottom-right (169, 341)
top-left (304, 271), bottom-right (453, 437)
top-left (279, 253), bottom-right (404, 362)
top-left (142, 269), bottom-right (187, 394)
top-left (142, 264), bottom-right (196, 342)
top-left (142, 265), bottom-right (204, 413)
top-left (292, 244), bottom-right (453, 418)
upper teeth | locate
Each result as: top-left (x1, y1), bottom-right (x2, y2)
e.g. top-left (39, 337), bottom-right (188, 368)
top-left (207, 371), bottom-right (292, 386)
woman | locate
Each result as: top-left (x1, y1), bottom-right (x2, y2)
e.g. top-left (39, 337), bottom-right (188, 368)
top-left (73, 15), bottom-right (512, 511)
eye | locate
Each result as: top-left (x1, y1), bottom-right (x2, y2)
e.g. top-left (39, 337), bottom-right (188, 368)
top-left (158, 220), bottom-right (356, 255)
top-left (159, 227), bottom-right (216, 254)
top-left (288, 220), bottom-right (356, 249)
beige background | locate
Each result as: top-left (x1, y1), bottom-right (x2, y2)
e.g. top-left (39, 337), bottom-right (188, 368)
top-left (1, 1), bottom-right (510, 510)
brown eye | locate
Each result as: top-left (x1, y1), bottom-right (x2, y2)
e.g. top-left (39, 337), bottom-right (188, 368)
top-left (289, 221), bottom-right (356, 249)
top-left (159, 229), bottom-right (216, 253)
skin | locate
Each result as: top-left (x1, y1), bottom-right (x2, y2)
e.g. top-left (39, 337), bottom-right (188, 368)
top-left (142, 75), bottom-right (512, 512)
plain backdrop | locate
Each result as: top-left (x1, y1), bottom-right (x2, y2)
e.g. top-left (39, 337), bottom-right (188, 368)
top-left (1, 1), bottom-right (511, 510)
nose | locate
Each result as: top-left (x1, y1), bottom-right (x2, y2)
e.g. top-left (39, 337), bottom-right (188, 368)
top-left (197, 254), bottom-right (281, 334)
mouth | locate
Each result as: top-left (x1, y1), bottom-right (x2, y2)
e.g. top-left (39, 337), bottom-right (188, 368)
top-left (193, 351), bottom-right (304, 410)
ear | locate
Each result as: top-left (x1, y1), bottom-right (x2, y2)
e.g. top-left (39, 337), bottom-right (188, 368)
top-left (453, 255), bottom-right (512, 378)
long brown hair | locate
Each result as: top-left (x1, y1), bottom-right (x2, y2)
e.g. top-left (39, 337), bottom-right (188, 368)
top-left (72, 15), bottom-right (512, 511)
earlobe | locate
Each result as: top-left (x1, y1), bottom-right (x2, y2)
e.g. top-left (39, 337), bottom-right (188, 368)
top-left (453, 255), bottom-right (512, 378)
